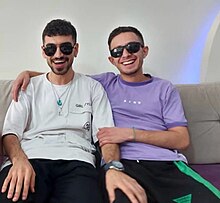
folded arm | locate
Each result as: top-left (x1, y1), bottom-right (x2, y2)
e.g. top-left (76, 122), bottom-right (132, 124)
top-left (98, 126), bottom-right (190, 150)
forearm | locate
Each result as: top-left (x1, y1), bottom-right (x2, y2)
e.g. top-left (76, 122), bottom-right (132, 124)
top-left (3, 134), bottom-right (28, 163)
top-left (101, 143), bottom-right (120, 163)
top-left (134, 126), bottom-right (190, 150)
top-left (98, 126), bottom-right (189, 150)
top-left (26, 70), bottom-right (44, 77)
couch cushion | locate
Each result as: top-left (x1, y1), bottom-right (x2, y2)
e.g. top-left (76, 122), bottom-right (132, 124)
top-left (0, 80), bottom-right (13, 135)
top-left (177, 83), bottom-right (220, 164)
top-left (190, 164), bottom-right (220, 190)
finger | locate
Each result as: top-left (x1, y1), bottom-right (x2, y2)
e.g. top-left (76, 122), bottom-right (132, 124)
top-left (99, 139), bottom-right (110, 147)
top-left (1, 174), bottom-right (12, 193)
top-left (21, 79), bottom-right (29, 91)
top-left (29, 172), bottom-right (36, 193)
top-left (97, 130), bottom-right (105, 137)
top-left (114, 179), bottom-right (140, 203)
top-left (21, 174), bottom-right (31, 200)
top-left (120, 187), bottom-right (139, 203)
top-left (107, 187), bottom-right (116, 203)
top-left (12, 176), bottom-right (23, 202)
top-left (122, 183), bottom-right (147, 203)
top-left (7, 175), bottom-right (17, 199)
top-left (11, 84), bottom-right (19, 102)
top-left (135, 185), bottom-right (147, 203)
top-left (98, 127), bottom-right (108, 134)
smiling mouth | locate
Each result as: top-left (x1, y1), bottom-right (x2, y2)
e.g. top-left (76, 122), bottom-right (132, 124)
top-left (54, 61), bottom-right (65, 65)
top-left (122, 59), bottom-right (135, 65)
top-left (52, 56), bottom-right (68, 64)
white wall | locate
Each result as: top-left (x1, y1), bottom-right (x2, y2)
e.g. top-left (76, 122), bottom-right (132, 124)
top-left (0, 0), bottom-right (220, 84)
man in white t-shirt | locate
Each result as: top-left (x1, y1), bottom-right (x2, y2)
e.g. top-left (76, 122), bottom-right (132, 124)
top-left (0, 19), bottom-right (118, 203)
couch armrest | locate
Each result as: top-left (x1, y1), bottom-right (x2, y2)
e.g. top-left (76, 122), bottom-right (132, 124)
top-left (0, 136), bottom-right (3, 166)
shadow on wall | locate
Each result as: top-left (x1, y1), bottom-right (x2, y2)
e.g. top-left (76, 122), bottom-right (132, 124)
top-left (201, 10), bottom-right (220, 82)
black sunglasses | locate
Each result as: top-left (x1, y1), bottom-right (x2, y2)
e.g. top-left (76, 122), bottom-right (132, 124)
top-left (43, 42), bottom-right (74, 56)
top-left (110, 42), bottom-right (144, 58)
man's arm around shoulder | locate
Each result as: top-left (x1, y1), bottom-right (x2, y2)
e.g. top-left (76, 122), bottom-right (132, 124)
top-left (12, 70), bottom-right (44, 102)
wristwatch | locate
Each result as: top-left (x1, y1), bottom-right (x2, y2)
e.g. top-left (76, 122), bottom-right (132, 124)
top-left (104, 160), bottom-right (125, 171)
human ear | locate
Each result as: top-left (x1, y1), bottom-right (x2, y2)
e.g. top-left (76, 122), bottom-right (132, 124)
top-left (41, 45), bottom-right (47, 59)
top-left (108, 56), bottom-right (117, 66)
top-left (73, 43), bottom-right (79, 57)
top-left (143, 46), bottom-right (149, 58)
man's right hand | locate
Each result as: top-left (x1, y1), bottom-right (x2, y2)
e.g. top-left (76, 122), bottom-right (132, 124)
top-left (1, 156), bottom-right (36, 202)
top-left (106, 169), bottom-right (148, 203)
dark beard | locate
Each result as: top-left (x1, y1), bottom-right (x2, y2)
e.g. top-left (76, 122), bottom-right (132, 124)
top-left (48, 57), bottom-right (71, 75)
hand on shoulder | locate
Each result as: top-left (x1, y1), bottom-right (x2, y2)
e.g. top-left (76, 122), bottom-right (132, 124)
top-left (11, 70), bottom-right (43, 101)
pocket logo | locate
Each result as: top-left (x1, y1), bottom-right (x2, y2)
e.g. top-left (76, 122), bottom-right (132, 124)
top-left (83, 121), bottom-right (90, 131)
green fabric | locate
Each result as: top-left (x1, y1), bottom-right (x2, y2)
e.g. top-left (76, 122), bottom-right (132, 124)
top-left (174, 161), bottom-right (220, 199)
top-left (173, 194), bottom-right (192, 203)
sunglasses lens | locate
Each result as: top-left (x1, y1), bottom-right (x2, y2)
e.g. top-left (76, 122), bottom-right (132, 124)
top-left (110, 47), bottom-right (123, 58)
top-left (60, 42), bottom-right (74, 55)
top-left (44, 44), bottom-right (57, 56)
top-left (127, 42), bottom-right (142, 54)
top-left (110, 42), bottom-right (143, 58)
top-left (44, 43), bottom-right (74, 56)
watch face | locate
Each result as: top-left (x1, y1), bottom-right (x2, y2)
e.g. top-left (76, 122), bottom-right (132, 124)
top-left (104, 161), bottom-right (124, 171)
top-left (112, 161), bottom-right (123, 168)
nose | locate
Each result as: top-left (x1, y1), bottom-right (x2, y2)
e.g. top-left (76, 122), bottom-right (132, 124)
top-left (54, 46), bottom-right (64, 58)
top-left (122, 47), bottom-right (131, 57)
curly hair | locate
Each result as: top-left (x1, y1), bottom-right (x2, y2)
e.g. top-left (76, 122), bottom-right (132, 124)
top-left (42, 19), bottom-right (77, 43)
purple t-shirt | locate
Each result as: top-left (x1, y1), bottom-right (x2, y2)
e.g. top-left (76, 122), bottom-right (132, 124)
top-left (92, 72), bottom-right (188, 162)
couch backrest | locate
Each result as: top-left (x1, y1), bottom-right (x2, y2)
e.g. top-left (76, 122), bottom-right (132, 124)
top-left (0, 80), bottom-right (13, 164)
top-left (0, 80), bottom-right (220, 165)
top-left (177, 83), bottom-right (220, 164)
top-left (0, 80), bottom-right (13, 135)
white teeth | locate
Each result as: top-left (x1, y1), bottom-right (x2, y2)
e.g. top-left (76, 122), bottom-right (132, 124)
top-left (54, 60), bottom-right (65, 64)
top-left (122, 60), bottom-right (134, 65)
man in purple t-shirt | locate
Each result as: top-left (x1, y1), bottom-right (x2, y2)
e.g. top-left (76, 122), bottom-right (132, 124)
top-left (95, 26), bottom-right (219, 203)
top-left (11, 26), bottom-right (220, 203)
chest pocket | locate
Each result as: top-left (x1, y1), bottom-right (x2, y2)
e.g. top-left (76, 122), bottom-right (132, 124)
top-left (69, 105), bottom-right (92, 114)
top-left (68, 105), bottom-right (92, 132)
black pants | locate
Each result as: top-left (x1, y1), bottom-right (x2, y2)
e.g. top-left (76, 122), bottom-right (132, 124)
top-left (101, 160), bottom-right (220, 203)
top-left (0, 159), bottom-right (103, 203)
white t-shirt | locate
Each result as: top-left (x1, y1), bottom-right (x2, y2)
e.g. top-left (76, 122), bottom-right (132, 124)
top-left (2, 72), bottom-right (114, 169)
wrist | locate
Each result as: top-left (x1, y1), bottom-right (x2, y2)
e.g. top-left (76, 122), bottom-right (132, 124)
top-left (104, 160), bottom-right (125, 172)
top-left (11, 151), bottom-right (28, 164)
top-left (129, 127), bottom-right (136, 141)
top-left (132, 127), bottom-right (136, 141)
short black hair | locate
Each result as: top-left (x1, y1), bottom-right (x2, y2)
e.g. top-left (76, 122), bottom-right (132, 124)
top-left (42, 19), bottom-right (77, 43)
top-left (108, 26), bottom-right (144, 48)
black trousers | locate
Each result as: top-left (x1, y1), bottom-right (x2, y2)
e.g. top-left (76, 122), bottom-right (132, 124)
top-left (101, 160), bottom-right (220, 203)
top-left (0, 159), bottom-right (103, 203)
